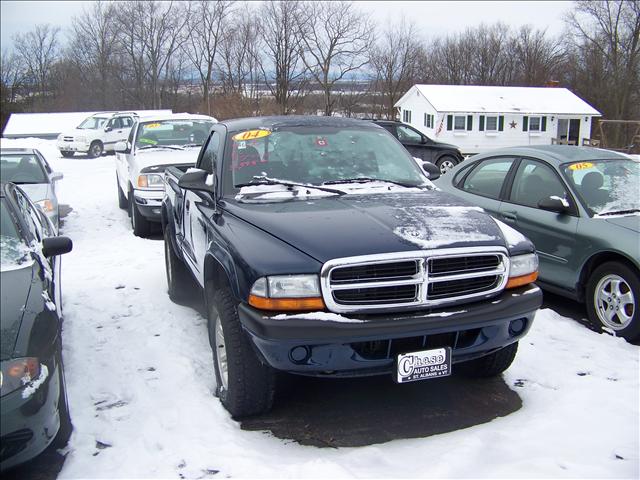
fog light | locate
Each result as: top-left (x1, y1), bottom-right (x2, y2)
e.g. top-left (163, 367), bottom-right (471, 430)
top-left (290, 346), bottom-right (310, 364)
top-left (509, 318), bottom-right (526, 336)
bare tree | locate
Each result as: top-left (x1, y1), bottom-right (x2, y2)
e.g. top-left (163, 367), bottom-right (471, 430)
top-left (297, 1), bottom-right (374, 116)
top-left (13, 24), bottom-right (60, 104)
top-left (510, 25), bottom-right (563, 86)
top-left (0, 49), bottom-right (26, 104)
top-left (258, 0), bottom-right (308, 114)
top-left (370, 18), bottom-right (424, 119)
top-left (68, 1), bottom-right (118, 109)
top-left (182, 0), bottom-right (234, 115)
top-left (565, 0), bottom-right (640, 121)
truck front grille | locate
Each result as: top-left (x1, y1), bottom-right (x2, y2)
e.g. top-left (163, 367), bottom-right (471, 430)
top-left (63, 136), bottom-right (74, 142)
top-left (321, 247), bottom-right (509, 313)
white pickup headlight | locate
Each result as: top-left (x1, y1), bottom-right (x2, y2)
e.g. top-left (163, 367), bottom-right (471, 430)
top-left (249, 275), bottom-right (324, 311)
top-left (137, 173), bottom-right (164, 189)
top-left (507, 253), bottom-right (538, 289)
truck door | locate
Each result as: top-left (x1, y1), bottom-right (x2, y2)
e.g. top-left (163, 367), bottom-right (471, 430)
top-left (397, 125), bottom-right (430, 162)
top-left (182, 130), bottom-right (222, 284)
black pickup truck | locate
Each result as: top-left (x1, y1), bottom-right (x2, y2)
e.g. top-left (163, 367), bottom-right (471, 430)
top-left (162, 116), bottom-right (542, 418)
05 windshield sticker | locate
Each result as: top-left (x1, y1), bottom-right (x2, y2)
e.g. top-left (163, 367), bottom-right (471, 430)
top-left (568, 162), bottom-right (594, 171)
top-left (232, 129), bottom-right (271, 141)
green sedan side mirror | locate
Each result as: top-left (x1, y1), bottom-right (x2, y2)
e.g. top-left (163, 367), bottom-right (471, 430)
top-left (538, 196), bottom-right (571, 214)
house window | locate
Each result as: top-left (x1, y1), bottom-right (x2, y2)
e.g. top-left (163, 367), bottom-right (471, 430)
top-left (454, 115), bottom-right (466, 130)
top-left (529, 116), bottom-right (542, 132)
top-left (486, 116), bottom-right (498, 131)
top-left (403, 110), bottom-right (412, 123)
top-left (424, 113), bottom-right (434, 128)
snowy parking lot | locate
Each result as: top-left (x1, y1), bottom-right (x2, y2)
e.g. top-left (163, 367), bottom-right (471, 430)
top-left (2, 138), bottom-right (639, 479)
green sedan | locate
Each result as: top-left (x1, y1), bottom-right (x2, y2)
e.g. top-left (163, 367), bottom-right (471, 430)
top-left (435, 145), bottom-right (640, 341)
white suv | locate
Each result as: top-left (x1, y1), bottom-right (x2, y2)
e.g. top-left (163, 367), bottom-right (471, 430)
top-left (57, 112), bottom-right (137, 158)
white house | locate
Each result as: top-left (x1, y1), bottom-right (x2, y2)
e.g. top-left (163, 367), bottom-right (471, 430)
top-left (394, 85), bottom-right (601, 155)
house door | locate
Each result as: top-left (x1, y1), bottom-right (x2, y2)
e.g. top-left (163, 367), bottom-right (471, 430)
top-left (557, 118), bottom-right (581, 145)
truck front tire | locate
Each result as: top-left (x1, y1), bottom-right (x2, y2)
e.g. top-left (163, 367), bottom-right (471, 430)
top-left (456, 341), bottom-right (518, 378)
top-left (208, 287), bottom-right (275, 418)
top-left (117, 174), bottom-right (128, 209)
top-left (129, 187), bottom-right (152, 237)
top-left (88, 141), bottom-right (103, 158)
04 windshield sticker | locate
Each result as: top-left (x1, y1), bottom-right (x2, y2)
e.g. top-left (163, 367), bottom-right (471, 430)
top-left (232, 129), bottom-right (271, 141)
top-left (568, 162), bottom-right (594, 171)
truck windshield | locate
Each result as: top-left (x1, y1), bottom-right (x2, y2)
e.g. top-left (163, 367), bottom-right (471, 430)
top-left (135, 119), bottom-right (214, 149)
top-left (1, 198), bottom-right (30, 271)
top-left (77, 116), bottom-right (108, 129)
top-left (225, 126), bottom-right (427, 190)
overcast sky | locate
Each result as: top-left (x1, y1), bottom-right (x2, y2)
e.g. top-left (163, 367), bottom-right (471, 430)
top-left (0, 0), bottom-right (574, 49)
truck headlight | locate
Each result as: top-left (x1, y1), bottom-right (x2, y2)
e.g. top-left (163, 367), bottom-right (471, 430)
top-left (137, 174), bottom-right (164, 189)
top-left (0, 357), bottom-right (41, 397)
top-left (36, 199), bottom-right (55, 214)
top-left (249, 275), bottom-right (325, 311)
top-left (506, 253), bottom-right (538, 289)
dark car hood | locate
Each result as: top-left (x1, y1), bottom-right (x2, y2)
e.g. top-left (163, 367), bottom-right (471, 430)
top-left (604, 215), bottom-right (640, 233)
top-left (431, 140), bottom-right (459, 150)
top-left (224, 189), bottom-right (506, 263)
top-left (0, 264), bottom-right (34, 360)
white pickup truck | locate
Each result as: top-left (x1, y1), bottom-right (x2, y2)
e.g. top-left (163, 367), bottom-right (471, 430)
top-left (114, 113), bottom-right (216, 237)
top-left (57, 112), bottom-right (139, 158)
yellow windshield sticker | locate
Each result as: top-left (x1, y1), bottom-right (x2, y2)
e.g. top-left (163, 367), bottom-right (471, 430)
top-left (146, 123), bottom-right (161, 129)
top-left (568, 162), bottom-right (594, 171)
top-left (232, 129), bottom-right (271, 141)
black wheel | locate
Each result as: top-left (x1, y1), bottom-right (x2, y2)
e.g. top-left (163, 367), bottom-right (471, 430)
top-left (60, 151), bottom-right (74, 158)
top-left (52, 351), bottom-right (72, 448)
top-left (116, 175), bottom-right (128, 209)
top-left (208, 286), bottom-right (276, 418)
top-left (87, 141), bottom-right (103, 158)
top-left (164, 226), bottom-right (191, 302)
top-left (456, 342), bottom-right (518, 378)
top-left (586, 261), bottom-right (640, 341)
top-left (129, 187), bottom-right (152, 237)
top-left (436, 155), bottom-right (458, 174)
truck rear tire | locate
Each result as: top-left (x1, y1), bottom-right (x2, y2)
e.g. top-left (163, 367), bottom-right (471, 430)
top-left (164, 227), bottom-right (191, 302)
top-left (208, 287), bottom-right (275, 418)
top-left (456, 342), bottom-right (518, 378)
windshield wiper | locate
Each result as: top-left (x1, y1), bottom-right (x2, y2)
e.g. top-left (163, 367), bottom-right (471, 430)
top-left (322, 177), bottom-right (423, 189)
top-left (236, 176), bottom-right (346, 196)
top-left (138, 145), bottom-right (183, 150)
top-left (597, 209), bottom-right (640, 216)
top-left (182, 143), bottom-right (203, 148)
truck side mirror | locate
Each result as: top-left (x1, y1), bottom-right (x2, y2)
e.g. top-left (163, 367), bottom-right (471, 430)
top-left (178, 169), bottom-right (215, 194)
top-left (42, 236), bottom-right (73, 257)
top-left (422, 161), bottom-right (441, 181)
top-left (115, 141), bottom-right (130, 153)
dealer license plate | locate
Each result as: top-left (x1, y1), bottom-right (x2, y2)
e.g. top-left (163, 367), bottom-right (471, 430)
top-left (396, 347), bottom-right (452, 383)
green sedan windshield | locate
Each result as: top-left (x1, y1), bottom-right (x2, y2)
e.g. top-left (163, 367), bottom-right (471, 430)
top-left (562, 159), bottom-right (640, 215)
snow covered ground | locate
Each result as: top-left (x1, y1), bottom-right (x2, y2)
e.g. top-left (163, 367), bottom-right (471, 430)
top-left (1, 138), bottom-right (639, 479)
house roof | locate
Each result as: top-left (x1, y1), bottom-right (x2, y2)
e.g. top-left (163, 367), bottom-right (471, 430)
top-left (396, 84), bottom-right (601, 116)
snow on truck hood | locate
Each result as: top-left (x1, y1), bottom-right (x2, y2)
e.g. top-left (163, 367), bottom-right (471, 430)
top-left (225, 189), bottom-right (508, 263)
top-left (135, 147), bottom-right (201, 170)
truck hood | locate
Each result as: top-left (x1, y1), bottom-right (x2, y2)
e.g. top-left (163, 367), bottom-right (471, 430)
top-left (135, 147), bottom-right (201, 171)
top-left (224, 189), bottom-right (506, 263)
top-left (0, 264), bottom-right (33, 360)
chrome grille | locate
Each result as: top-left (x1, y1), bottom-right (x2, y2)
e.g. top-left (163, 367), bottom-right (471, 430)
top-left (321, 247), bottom-right (509, 313)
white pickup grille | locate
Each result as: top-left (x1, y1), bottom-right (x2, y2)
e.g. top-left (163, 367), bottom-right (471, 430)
top-left (320, 247), bottom-right (509, 313)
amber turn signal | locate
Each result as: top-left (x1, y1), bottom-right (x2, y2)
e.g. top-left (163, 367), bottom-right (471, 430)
top-left (506, 271), bottom-right (538, 289)
top-left (248, 294), bottom-right (325, 312)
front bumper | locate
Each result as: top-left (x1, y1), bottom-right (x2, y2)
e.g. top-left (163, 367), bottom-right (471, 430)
top-left (238, 284), bottom-right (542, 377)
top-left (0, 357), bottom-right (62, 471)
top-left (56, 139), bottom-right (90, 153)
top-left (133, 188), bottom-right (164, 222)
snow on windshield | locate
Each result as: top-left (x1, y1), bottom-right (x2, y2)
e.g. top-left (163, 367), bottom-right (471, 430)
top-left (564, 159), bottom-right (640, 215)
top-left (0, 236), bottom-right (32, 271)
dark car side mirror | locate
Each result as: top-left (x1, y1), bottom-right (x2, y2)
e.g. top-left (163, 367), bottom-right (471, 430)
top-left (538, 196), bottom-right (571, 214)
top-left (422, 162), bottom-right (441, 181)
top-left (178, 169), bottom-right (215, 194)
top-left (42, 236), bottom-right (73, 257)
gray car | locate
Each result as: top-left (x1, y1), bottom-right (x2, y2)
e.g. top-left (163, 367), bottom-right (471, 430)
top-left (435, 145), bottom-right (640, 341)
top-left (0, 148), bottom-right (63, 231)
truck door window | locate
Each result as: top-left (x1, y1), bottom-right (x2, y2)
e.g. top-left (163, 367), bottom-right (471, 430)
top-left (200, 132), bottom-right (220, 173)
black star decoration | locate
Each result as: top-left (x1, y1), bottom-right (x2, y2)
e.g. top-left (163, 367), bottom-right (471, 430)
top-left (509, 121), bottom-right (517, 129)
